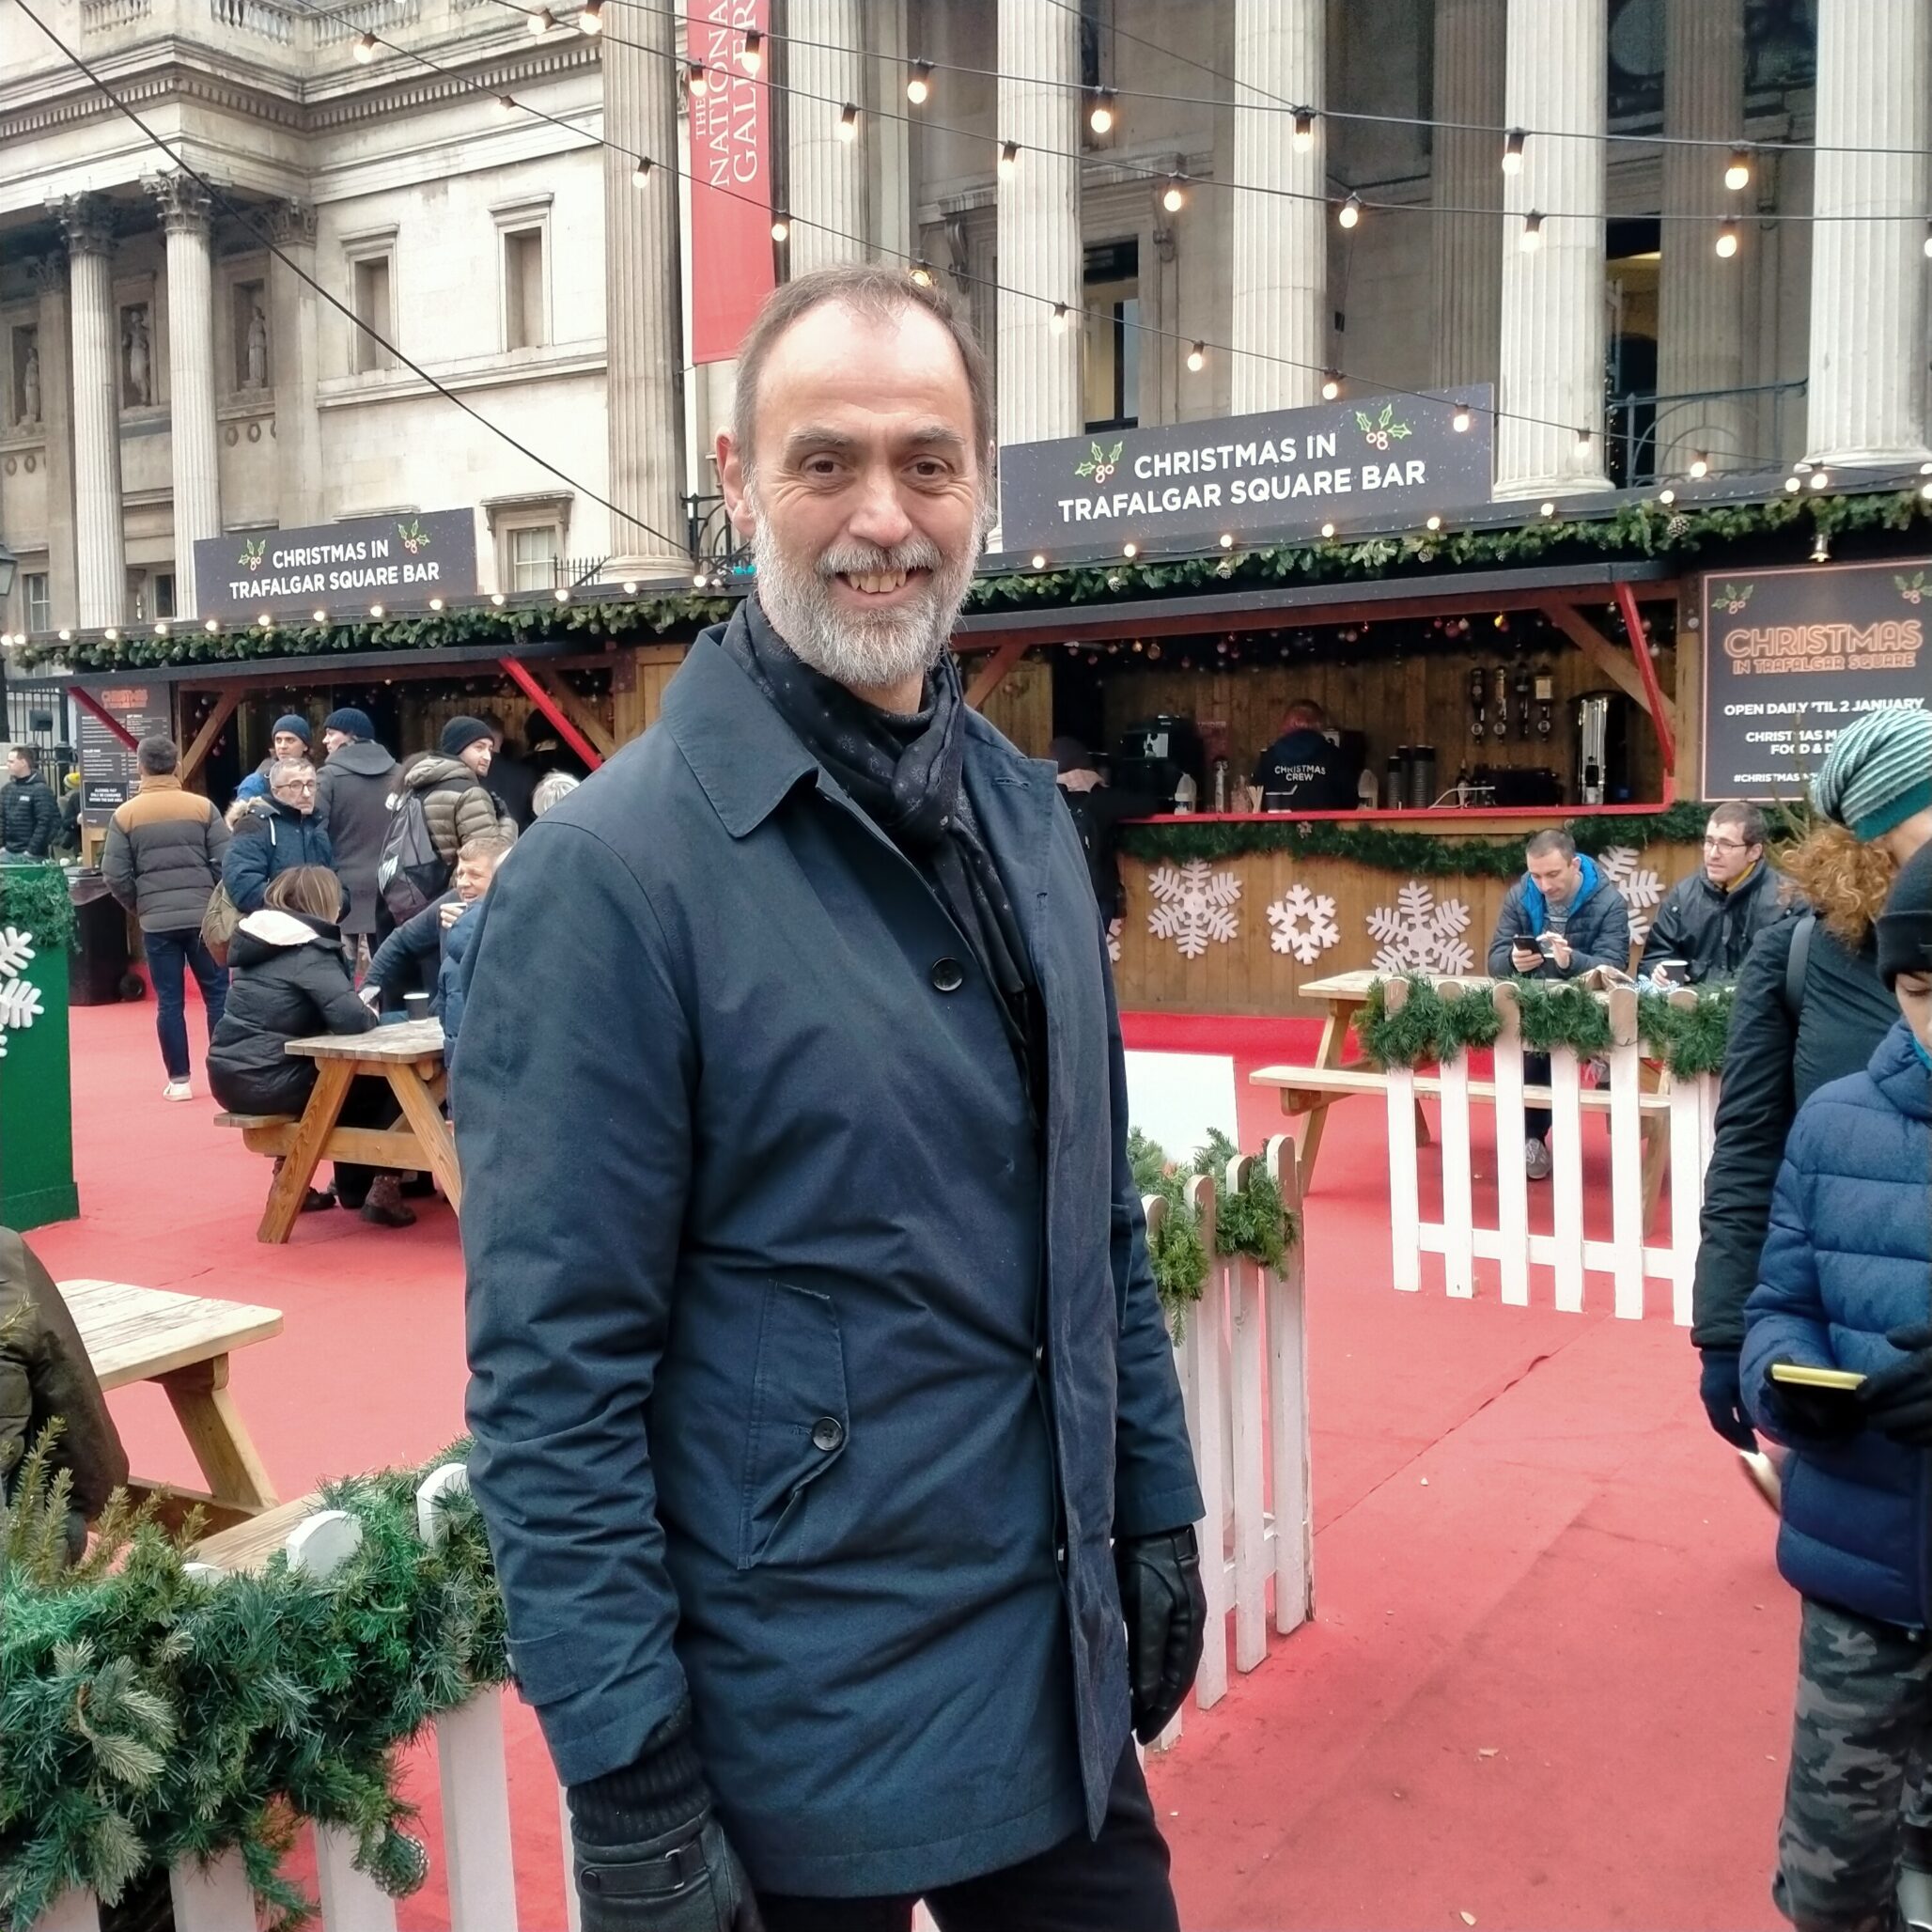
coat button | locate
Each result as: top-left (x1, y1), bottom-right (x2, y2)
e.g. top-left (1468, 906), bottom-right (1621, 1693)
top-left (1055, 1543), bottom-right (1067, 1569)
top-left (810, 1416), bottom-right (845, 1453)
top-left (930, 957), bottom-right (965, 993)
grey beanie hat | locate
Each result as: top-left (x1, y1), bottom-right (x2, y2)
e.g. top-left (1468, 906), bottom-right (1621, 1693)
top-left (1812, 708), bottom-right (1932, 843)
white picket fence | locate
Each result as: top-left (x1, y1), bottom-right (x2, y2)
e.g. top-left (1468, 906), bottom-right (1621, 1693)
top-left (1377, 979), bottom-right (1718, 1323)
top-left (36, 1163), bottom-right (1314, 1930)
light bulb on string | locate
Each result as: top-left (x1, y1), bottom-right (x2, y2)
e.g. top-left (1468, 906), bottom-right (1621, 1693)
top-left (1186, 340), bottom-right (1206, 373)
top-left (770, 211), bottom-right (789, 242)
top-left (1292, 107), bottom-right (1315, 151)
top-left (1161, 175), bottom-right (1187, 214)
top-left (203, 617), bottom-right (219, 632)
top-left (1923, 219), bottom-right (1932, 259)
top-left (738, 27), bottom-right (760, 70)
top-left (491, 592), bottom-right (507, 606)
top-left (554, 587), bottom-right (570, 603)
top-left (1809, 467), bottom-right (1830, 491)
top-left (1519, 210), bottom-right (1543, 252)
top-left (257, 613), bottom-right (273, 629)
top-left (632, 156), bottom-right (653, 186)
top-left (103, 627), bottom-right (118, 641)
top-left (837, 102), bottom-right (859, 142)
top-left (1502, 127), bottom-right (1526, 174)
top-left (1451, 406), bottom-right (1472, 432)
top-left (1724, 147), bottom-right (1752, 191)
top-left (1659, 488), bottom-right (1675, 506)
top-left (527, 8), bottom-right (553, 37)
top-left (1921, 482), bottom-right (1932, 503)
top-left (1715, 220), bottom-right (1739, 258)
top-left (1540, 501), bottom-right (1556, 518)
top-left (1219, 532), bottom-right (1235, 549)
top-left (1573, 427), bottom-right (1593, 457)
top-left (497, 93), bottom-right (517, 115)
top-left (1689, 451), bottom-right (1709, 479)
top-left (1337, 193), bottom-right (1362, 230)
top-left (576, 0), bottom-right (601, 31)
top-left (353, 28), bottom-right (376, 59)
top-left (153, 621), bottom-right (168, 637)
top-left (1049, 303), bottom-right (1069, 334)
top-left (310, 610), bottom-right (324, 624)
top-left (369, 602), bottom-right (384, 618)
top-left (1784, 475), bottom-right (1801, 492)
top-left (1122, 541), bottom-right (1138, 559)
top-left (906, 60), bottom-right (932, 104)
top-left (1030, 553), bottom-right (1047, 569)
top-left (1319, 522), bottom-right (1335, 539)
top-left (1320, 369), bottom-right (1341, 400)
top-left (686, 62), bottom-right (708, 98)
top-left (692, 569), bottom-right (708, 587)
top-left (998, 140), bottom-right (1019, 178)
top-left (1088, 89), bottom-right (1114, 134)
top-left (429, 597), bottom-right (444, 612)
top-left (909, 259), bottom-right (934, 288)
top-left (1425, 515), bottom-right (1442, 533)
top-left (623, 580), bottom-right (640, 595)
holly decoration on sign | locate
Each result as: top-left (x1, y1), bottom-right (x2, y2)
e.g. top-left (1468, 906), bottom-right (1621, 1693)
top-left (239, 538), bottom-right (267, 572)
top-left (1895, 571), bottom-right (1927, 606)
top-left (397, 517), bottom-right (433, 554)
top-left (1074, 439), bottom-right (1124, 484)
top-left (1355, 402), bottom-right (1411, 450)
top-left (1711, 581), bottom-right (1753, 615)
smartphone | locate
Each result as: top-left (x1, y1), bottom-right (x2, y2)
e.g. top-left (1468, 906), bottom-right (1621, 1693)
top-left (1770, 1363), bottom-right (1867, 1392)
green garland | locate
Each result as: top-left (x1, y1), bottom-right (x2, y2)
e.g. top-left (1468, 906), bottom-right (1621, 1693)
top-left (0, 865), bottom-right (76, 950)
top-left (0, 1440), bottom-right (506, 1929)
top-left (1356, 973), bottom-right (1735, 1080)
top-left (20, 486), bottom-right (1929, 675)
top-left (1120, 802), bottom-right (1806, 869)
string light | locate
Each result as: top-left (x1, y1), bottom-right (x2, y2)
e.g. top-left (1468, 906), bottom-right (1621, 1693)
top-left (1921, 481), bottom-right (1932, 502)
top-left (1724, 147), bottom-right (1752, 191)
top-left (369, 602), bottom-right (384, 617)
top-left (770, 211), bottom-right (789, 242)
top-left (1122, 541), bottom-right (1139, 558)
top-left (1030, 552), bottom-right (1047, 569)
top-left (203, 616), bottom-right (219, 632)
top-left (1716, 220), bottom-right (1739, 257)
top-left (257, 613), bottom-right (273, 629)
top-left (1573, 427), bottom-right (1593, 456)
top-left (735, 25), bottom-right (760, 70)
top-left (1659, 488), bottom-right (1676, 505)
top-left (623, 579), bottom-right (640, 594)
top-left (554, 586), bottom-right (570, 602)
top-left (1088, 89), bottom-right (1114, 134)
top-left (1808, 467), bottom-right (1830, 490)
top-left (428, 596), bottom-right (444, 611)
top-left (837, 101), bottom-right (858, 141)
top-left (1519, 210), bottom-right (1543, 251)
top-left (497, 93), bottom-right (517, 115)
top-left (1502, 127), bottom-right (1526, 174)
top-left (1924, 219), bottom-right (1932, 259)
top-left (909, 258), bottom-right (934, 287)
top-left (576, 0), bottom-right (601, 32)
top-left (1540, 500), bottom-right (1556, 517)
top-left (1337, 193), bottom-right (1362, 229)
top-left (1219, 532), bottom-right (1235, 548)
top-left (103, 626), bottom-right (118, 641)
top-left (1319, 521), bottom-right (1335, 538)
top-left (1784, 475), bottom-right (1801, 492)
top-left (998, 139), bottom-right (1019, 178)
top-left (353, 28), bottom-right (376, 60)
top-left (1689, 451), bottom-right (1709, 478)
top-left (1451, 406), bottom-right (1472, 432)
top-left (1049, 303), bottom-right (1069, 333)
top-left (686, 61), bottom-right (708, 97)
top-left (527, 8), bottom-right (553, 35)
top-left (491, 591), bottom-right (507, 606)
top-left (57, 627), bottom-right (72, 641)
top-left (631, 155), bottom-right (653, 185)
top-left (906, 59), bottom-right (932, 104)
top-left (1186, 340), bottom-right (1206, 372)
top-left (310, 610), bottom-right (324, 624)
top-left (1320, 369), bottom-right (1341, 399)
top-left (1424, 514), bottom-right (1442, 532)
top-left (1161, 174), bottom-right (1187, 213)
top-left (1292, 107), bottom-right (1315, 151)
top-left (154, 621), bottom-right (168, 637)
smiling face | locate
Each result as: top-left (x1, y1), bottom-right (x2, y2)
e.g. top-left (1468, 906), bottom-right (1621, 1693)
top-left (718, 299), bottom-right (989, 707)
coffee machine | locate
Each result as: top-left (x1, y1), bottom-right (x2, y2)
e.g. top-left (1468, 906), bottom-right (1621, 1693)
top-left (1574, 691), bottom-right (1636, 804)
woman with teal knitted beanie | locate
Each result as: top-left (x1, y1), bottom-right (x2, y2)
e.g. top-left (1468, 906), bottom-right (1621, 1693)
top-left (1812, 707), bottom-right (1932, 862)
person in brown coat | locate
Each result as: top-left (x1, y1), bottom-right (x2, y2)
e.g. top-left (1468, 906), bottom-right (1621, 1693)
top-left (0, 1227), bottom-right (131, 1561)
top-left (395, 717), bottom-right (518, 880)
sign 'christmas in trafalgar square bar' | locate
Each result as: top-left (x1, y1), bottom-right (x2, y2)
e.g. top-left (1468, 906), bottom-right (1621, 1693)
top-left (192, 507), bottom-right (479, 620)
top-left (995, 386), bottom-right (1494, 558)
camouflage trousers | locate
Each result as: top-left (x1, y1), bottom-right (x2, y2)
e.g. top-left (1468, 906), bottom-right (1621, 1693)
top-left (1776, 1597), bottom-right (1932, 1932)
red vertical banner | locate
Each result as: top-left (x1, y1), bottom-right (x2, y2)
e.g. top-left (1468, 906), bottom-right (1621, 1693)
top-left (686, 0), bottom-right (774, 365)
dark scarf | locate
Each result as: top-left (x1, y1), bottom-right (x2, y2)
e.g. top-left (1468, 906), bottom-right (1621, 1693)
top-left (725, 597), bottom-right (1040, 1094)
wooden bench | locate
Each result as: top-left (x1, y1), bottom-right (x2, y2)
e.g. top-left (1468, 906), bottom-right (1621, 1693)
top-left (190, 1491), bottom-right (321, 1572)
top-left (214, 1109), bottom-right (431, 1171)
top-left (1254, 1064), bottom-right (1674, 1113)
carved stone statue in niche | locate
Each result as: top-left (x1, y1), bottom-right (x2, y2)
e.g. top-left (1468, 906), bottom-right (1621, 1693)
top-left (10, 328), bottom-right (39, 428)
top-left (244, 304), bottom-right (269, 388)
top-left (122, 305), bottom-right (152, 407)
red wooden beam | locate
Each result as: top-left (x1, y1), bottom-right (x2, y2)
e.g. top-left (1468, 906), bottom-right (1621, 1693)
top-left (498, 655), bottom-right (603, 771)
top-left (70, 685), bottom-right (139, 751)
top-left (1612, 580), bottom-right (1676, 795)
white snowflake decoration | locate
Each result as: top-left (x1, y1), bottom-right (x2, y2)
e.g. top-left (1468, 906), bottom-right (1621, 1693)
top-left (1596, 846), bottom-right (1665, 950)
top-left (1107, 926), bottom-right (1122, 965)
top-left (0, 926), bottom-right (31, 978)
top-left (1365, 880), bottom-right (1475, 975)
top-left (0, 927), bottom-right (41, 1060)
top-left (1145, 861), bottom-right (1241, 958)
top-left (1268, 883), bottom-right (1340, 965)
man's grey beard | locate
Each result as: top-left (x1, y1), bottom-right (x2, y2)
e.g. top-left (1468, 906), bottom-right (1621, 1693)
top-left (748, 504), bottom-right (980, 702)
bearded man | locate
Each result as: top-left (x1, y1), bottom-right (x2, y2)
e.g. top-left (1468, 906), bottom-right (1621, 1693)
top-left (454, 265), bottom-right (1206, 1932)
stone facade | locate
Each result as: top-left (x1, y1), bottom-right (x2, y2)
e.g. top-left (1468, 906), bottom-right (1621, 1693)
top-left (0, 0), bottom-right (1922, 634)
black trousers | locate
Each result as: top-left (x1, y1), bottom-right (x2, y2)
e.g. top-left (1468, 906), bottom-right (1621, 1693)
top-left (756, 1746), bottom-right (1178, 1932)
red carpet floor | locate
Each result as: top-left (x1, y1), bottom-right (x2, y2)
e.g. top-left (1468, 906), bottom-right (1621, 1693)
top-left (26, 999), bottom-right (1793, 1930)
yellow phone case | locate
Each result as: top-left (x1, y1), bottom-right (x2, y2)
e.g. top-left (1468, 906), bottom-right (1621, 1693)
top-left (1770, 1363), bottom-right (1867, 1392)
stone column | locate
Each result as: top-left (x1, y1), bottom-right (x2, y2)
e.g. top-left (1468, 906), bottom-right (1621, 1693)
top-left (1229, 0), bottom-right (1323, 413)
top-left (787, 0), bottom-right (865, 273)
top-left (268, 201), bottom-right (322, 528)
top-left (29, 254), bottom-right (78, 628)
top-left (151, 173), bottom-right (221, 617)
top-left (1495, 0), bottom-right (1611, 497)
top-left (1805, 0), bottom-right (1932, 465)
top-left (1656, 0), bottom-right (1747, 472)
top-left (57, 195), bottom-right (126, 628)
top-left (603, 0), bottom-right (688, 576)
top-left (1430, 0), bottom-right (1505, 391)
top-left (996, 0), bottom-right (1081, 447)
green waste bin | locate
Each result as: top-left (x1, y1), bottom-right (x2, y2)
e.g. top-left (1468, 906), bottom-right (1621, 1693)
top-left (0, 862), bottom-right (80, 1229)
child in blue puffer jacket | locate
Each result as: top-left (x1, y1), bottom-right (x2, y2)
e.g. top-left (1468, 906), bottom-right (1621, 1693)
top-left (1744, 838), bottom-right (1932, 1932)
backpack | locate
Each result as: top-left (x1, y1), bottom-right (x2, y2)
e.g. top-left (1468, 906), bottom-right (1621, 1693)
top-left (198, 881), bottom-right (242, 966)
top-left (377, 787), bottom-right (449, 924)
top-left (1782, 912), bottom-right (1816, 1024)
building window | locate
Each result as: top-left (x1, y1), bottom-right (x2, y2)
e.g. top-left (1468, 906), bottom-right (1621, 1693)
top-left (352, 256), bottom-right (395, 373)
top-left (507, 523), bottom-right (560, 591)
top-left (22, 572), bottom-right (50, 632)
top-left (504, 228), bottom-right (546, 351)
top-left (1083, 239), bottom-right (1140, 432)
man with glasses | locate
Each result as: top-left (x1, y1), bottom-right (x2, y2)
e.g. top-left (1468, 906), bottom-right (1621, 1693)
top-left (1640, 802), bottom-right (1786, 986)
top-left (224, 756), bottom-right (335, 914)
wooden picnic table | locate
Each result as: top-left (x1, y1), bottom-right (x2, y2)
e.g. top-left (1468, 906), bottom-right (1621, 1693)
top-left (61, 1277), bottom-right (283, 1532)
top-left (252, 1018), bottom-right (460, 1244)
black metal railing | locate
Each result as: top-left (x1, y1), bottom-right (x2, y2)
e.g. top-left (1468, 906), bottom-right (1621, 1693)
top-left (1605, 379), bottom-right (1807, 487)
top-left (685, 494), bottom-right (753, 579)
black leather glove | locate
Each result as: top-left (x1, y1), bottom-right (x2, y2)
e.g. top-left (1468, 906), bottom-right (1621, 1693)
top-left (1698, 1348), bottom-right (1757, 1451)
top-left (567, 1705), bottom-right (763, 1932)
top-left (1859, 1326), bottom-right (1932, 1448)
top-left (1759, 1363), bottom-right (1862, 1446)
top-left (1115, 1524), bottom-right (1208, 1744)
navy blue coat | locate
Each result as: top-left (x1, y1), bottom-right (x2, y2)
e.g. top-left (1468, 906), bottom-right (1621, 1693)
top-left (1743, 1023), bottom-right (1932, 1629)
top-left (455, 620), bottom-right (1202, 1897)
top-left (223, 799), bottom-right (335, 913)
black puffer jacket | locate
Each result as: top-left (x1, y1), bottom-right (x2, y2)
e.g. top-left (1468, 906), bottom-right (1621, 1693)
top-left (1690, 911), bottom-right (1901, 1351)
top-left (315, 739), bottom-right (402, 937)
top-left (1638, 861), bottom-right (1788, 984)
top-left (206, 908), bottom-right (376, 1115)
top-left (1, 775), bottom-right (58, 857)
